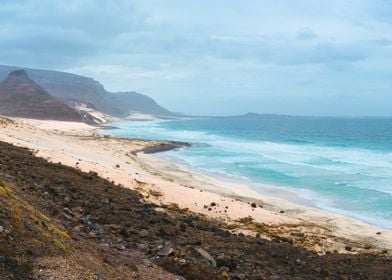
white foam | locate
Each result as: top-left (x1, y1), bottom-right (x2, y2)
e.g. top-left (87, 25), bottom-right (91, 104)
top-left (107, 120), bottom-right (392, 228)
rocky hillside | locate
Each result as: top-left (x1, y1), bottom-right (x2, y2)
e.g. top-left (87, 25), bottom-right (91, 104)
top-left (0, 65), bottom-right (177, 119)
top-left (0, 70), bottom-right (83, 122)
top-left (0, 139), bottom-right (391, 279)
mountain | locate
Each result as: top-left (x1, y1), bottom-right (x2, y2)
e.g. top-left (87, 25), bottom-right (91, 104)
top-left (106, 91), bottom-right (177, 118)
top-left (237, 112), bottom-right (292, 118)
top-left (0, 65), bottom-right (177, 118)
top-left (0, 65), bottom-right (121, 116)
top-left (0, 70), bottom-right (83, 122)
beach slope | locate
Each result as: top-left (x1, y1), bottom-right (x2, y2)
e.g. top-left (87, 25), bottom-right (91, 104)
top-left (0, 116), bottom-right (391, 278)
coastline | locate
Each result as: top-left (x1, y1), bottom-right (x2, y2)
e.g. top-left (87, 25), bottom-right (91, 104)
top-left (153, 151), bottom-right (392, 229)
top-left (153, 151), bottom-right (323, 208)
top-left (137, 153), bottom-right (392, 253)
top-left (0, 116), bottom-right (391, 256)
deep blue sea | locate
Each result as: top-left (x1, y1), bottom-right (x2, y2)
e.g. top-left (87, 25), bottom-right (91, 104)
top-left (106, 115), bottom-right (392, 228)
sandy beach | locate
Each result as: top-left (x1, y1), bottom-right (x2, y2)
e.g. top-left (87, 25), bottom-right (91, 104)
top-left (1, 116), bottom-right (391, 256)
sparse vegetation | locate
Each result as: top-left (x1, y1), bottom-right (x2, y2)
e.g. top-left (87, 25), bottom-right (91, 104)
top-left (53, 239), bottom-right (66, 251)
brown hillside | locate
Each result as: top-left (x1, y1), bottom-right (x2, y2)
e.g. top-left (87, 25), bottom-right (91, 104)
top-left (0, 140), bottom-right (391, 279)
top-left (0, 70), bottom-right (82, 122)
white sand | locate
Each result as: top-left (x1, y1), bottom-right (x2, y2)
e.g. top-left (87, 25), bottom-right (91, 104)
top-left (0, 116), bottom-right (391, 256)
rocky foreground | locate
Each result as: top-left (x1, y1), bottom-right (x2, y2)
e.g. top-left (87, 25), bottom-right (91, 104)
top-left (0, 141), bottom-right (391, 280)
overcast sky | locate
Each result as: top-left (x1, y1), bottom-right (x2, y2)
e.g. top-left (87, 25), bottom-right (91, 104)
top-left (1, 0), bottom-right (392, 116)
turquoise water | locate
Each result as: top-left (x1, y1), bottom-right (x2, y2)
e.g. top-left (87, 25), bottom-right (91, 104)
top-left (106, 115), bottom-right (392, 228)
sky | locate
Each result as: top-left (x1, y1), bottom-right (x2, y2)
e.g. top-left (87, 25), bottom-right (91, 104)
top-left (1, 0), bottom-right (392, 116)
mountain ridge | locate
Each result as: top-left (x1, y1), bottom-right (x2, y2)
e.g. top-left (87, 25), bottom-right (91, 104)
top-left (0, 65), bottom-right (177, 119)
top-left (107, 91), bottom-right (177, 118)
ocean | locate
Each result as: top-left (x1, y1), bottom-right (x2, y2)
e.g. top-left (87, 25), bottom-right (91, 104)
top-left (106, 115), bottom-right (392, 228)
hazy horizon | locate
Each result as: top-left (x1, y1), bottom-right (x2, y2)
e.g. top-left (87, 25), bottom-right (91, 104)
top-left (1, 0), bottom-right (392, 116)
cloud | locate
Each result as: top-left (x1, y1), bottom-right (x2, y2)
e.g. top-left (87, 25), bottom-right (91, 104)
top-left (297, 28), bottom-right (317, 40)
top-left (1, 0), bottom-right (392, 115)
top-left (0, 0), bottom-right (144, 67)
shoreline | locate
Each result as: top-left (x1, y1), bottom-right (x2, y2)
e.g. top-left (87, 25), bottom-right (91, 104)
top-left (137, 153), bottom-right (392, 247)
top-left (0, 116), bottom-right (391, 256)
top-left (154, 151), bottom-right (392, 230)
top-left (154, 151), bottom-right (320, 207)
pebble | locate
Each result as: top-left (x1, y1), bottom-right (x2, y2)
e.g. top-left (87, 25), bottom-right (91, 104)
top-left (120, 227), bottom-right (135, 237)
top-left (157, 245), bottom-right (174, 256)
top-left (270, 276), bottom-right (284, 280)
top-left (62, 213), bottom-right (73, 221)
top-left (189, 239), bottom-right (202, 246)
top-left (139, 229), bottom-right (149, 238)
top-left (345, 246), bottom-right (352, 251)
top-left (221, 271), bottom-right (229, 278)
top-left (195, 247), bottom-right (216, 267)
top-left (0, 225), bottom-right (4, 233)
top-left (117, 245), bottom-right (126, 251)
top-left (137, 243), bottom-right (147, 251)
top-left (257, 239), bottom-right (266, 246)
top-left (63, 207), bottom-right (73, 216)
top-left (233, 273), bottom-right (246, 280)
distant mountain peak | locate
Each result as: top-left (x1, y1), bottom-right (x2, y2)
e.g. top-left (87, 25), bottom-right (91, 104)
top-left (1, 69), bottom-right (46, 94)
top-left (8, 69), bottom-right (29, 78)
top-left (244, 112), bottom-right (260, 117)
top-left (107, 91), bottom-right (177, 118)
top-left (0, 70), bottom-right (83, 122)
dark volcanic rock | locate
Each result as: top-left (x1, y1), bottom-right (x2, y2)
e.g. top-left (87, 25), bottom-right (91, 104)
top-left (0, 141), bottom-right (391, 279)
top-left (0, 70), bottom-right (82, 122)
